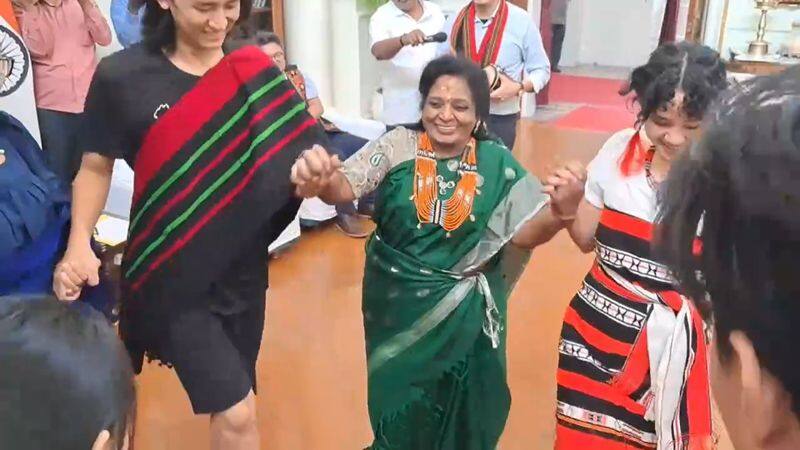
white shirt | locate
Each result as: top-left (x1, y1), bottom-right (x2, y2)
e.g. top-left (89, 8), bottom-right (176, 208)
top-left (437, 2), bottom-right (550, 116)
top-left (369, 1), bottom-right (445, 125)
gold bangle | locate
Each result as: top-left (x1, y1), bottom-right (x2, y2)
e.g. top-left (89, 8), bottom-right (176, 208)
top-left (487, 65), bottom-right (501, 90)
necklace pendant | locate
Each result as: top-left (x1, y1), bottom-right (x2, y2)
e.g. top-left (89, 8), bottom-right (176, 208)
top-left (447, 159), bottom-right (459, 172)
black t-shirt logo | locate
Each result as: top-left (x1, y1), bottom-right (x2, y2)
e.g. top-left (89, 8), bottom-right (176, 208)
top-left (153, 103), bottom-right (170, 120)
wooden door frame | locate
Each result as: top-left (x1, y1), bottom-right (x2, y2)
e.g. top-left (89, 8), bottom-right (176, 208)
top-left (272, 0), bottom-right (285, 41)
top-left (684, 0), bottom-right (708, 42)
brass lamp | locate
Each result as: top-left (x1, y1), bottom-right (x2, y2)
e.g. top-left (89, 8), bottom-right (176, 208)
top-left (748, 0), bottom-right (800, 56)
top-left (748, 0), bottom-right (780, 56)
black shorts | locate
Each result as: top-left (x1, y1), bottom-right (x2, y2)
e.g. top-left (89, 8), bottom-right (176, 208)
top-left (142, 249), bottom-right (268, 414)
top-left (166, 302), bottom-right (265, 414)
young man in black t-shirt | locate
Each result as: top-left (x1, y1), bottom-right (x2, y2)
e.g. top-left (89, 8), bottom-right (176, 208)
top-left (52, 0), bottom-right (311, 448)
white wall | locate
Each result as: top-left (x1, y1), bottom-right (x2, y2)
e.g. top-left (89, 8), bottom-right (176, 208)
top-left (559, 0), bottom-right (583, 67)
top-left (560, 0), bottom-right (668, 68)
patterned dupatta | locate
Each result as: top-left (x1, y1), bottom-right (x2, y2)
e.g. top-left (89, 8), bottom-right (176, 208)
top-left (122, 46), bottom-right (325, 311)
top-left (450, 0), bottom-right (509, 67)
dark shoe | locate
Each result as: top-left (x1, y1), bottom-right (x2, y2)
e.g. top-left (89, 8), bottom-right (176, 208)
top-left (357, 200), bottom-right (375, 218)
top-left (335, 213), bottom-right (370, 238)
top-left (552, 67), bottom-right (562, 73)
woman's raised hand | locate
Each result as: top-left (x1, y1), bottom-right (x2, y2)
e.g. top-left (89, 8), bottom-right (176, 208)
top-left (543, 161), bottom-right (587, 221)
top-left (290, 145), bottom-right (342, 198)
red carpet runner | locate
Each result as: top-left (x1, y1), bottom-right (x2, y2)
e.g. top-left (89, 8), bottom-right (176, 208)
top-left (546, 74), bottom-right (638, 133)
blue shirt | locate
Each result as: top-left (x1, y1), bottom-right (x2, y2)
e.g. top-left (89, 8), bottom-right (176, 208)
top-left (110, 0), bottom-right (143, 48)
top-left (0, 112), bottom-right (70, 295)
top-left (438, 2), bottom-right (550, 115)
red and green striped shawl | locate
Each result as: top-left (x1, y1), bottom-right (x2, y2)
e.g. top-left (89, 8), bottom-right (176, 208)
top-left (122, 46), bottom-right (324, 306)
top-left (450, 0), bottom-right (509, 68)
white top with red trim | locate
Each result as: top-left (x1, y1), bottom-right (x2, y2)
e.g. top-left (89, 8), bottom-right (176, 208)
top-left (584, 128), bottom-right (656, 223)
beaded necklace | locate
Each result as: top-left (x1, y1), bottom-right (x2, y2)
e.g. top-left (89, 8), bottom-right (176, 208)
top-left (411, 133), bottom-right (479, 236)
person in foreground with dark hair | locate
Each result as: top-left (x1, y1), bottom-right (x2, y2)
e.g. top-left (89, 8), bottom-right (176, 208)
top-left (659, 68), bottom-right (800, 450)
top-left (51, 0), bottom-right (326, 447)
top-left (0, 296), bottom-right (135, 450)
top-left (291, 55), bottom-right (584, 449)
top-left (546, 41), bottom-right (728, 449)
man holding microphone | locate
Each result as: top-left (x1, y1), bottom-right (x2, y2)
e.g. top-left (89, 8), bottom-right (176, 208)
top-left (369, 0), bottom-right (445, 127)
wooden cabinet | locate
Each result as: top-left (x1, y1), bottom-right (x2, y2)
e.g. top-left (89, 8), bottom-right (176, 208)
top-left (232, 0), bottom-right (284, 41)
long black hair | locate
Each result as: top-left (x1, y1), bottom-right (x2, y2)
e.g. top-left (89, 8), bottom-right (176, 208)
top-left (139, 0), bottom-right (252, 53)
top-left (658, 67), bottom-right (800, 415)
top-left (0, 297), bottom-right (136, 450)
top-left (416, 55), bottom-right (493, 140)
top-left (621, 41), bottom-right (727, 124)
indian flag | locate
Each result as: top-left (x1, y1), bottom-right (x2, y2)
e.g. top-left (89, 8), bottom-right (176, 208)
top-left (0, 0), bottom-right (40, 144)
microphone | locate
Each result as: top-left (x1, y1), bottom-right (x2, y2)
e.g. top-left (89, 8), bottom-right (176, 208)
top-left (423, 32), bottom-right (448, 44)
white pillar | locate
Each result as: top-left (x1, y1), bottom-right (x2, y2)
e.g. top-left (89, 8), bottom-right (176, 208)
top-left (284, 0), bottom-right (333, 106)
top-left (529, 0), bottom-right (541, 25)
top-left (330, 0), bottom-right (362, 115)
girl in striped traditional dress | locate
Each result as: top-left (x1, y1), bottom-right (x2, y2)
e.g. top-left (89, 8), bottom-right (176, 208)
top-left (546, 42), bottom-right (728, 449)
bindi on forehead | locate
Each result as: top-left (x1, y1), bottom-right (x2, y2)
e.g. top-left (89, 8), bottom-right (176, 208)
top-left (431, 77), bottom-right (470, 100)
top-left (431, 85), bottom-right (457, 101)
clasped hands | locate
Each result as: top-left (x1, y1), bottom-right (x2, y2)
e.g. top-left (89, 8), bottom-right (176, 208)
top-left (542, 161), bottom-right (587, 223)
top-left (290, 145), bottom-right (341, 199)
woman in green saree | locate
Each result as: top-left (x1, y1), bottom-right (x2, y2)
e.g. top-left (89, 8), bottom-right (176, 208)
top-left (292, 56), bottom-right (584, 450)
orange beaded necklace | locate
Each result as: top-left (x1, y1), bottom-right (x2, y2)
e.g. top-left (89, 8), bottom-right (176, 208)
top-left (412, 132), bottom-right (479, 236)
